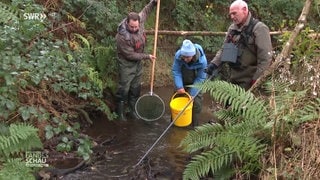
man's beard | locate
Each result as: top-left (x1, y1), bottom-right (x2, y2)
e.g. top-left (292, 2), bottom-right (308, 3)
top-left (129, 29), bottom-right (139, 33)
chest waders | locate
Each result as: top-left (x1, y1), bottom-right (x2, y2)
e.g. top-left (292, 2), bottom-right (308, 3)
top-left (181, 65), bottom-right (203, 126)
top-left (225, 17), bottom-right (259, 90)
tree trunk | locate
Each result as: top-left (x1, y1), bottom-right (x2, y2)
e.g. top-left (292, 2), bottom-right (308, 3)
top-left (250, 0), bottom-right (314, 91)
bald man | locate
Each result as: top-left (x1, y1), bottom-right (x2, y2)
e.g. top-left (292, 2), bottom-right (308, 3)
top-left (206, 0), bottom-right (272, 90)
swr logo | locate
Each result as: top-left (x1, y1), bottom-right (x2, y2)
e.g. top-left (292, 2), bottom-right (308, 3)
top-left (23, 13), bottom-right (47, 21)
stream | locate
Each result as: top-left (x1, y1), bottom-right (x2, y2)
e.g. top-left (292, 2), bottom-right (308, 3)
top-left (57, 86), bottom-right (215, 180)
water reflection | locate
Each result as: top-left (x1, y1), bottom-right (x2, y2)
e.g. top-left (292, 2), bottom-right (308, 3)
top-left (61, 86), bottom-right (214, 179)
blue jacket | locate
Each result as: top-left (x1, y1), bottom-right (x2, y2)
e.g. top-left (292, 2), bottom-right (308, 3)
top-left (172, 44), bottom-right (207, 97)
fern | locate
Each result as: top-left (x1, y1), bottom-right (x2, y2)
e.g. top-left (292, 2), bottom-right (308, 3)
top-left (0, 158), bottom-right (35, 180)
top-left (74, 33), bottom-right (91, 49)
top-left (181, 80), bottom-right (269, 179)
top-left (180, 123), bottom-right (225, 153)
top-left (182, 129), bottom-right (266, 179)
top-left (93, 46), bottom-right (118, 91)
top-left (0, 123), bottom-right (42, 180)
top-left (94, 46), bottom-right (117, 74)
top-left (295, 97), bottom-right (320, 123)
top-left (0, 123), bottom-right (43, 158)
top-left (264, 81), bottom-right (319, 128)
top-left (183, 147), bottom-right (234, 180)
top-left (86, 66), bottom-right (104, 93)
top-left (200, 80), bottom-right (268, 124)
top-left (182, 79), bottom-right (319, 179)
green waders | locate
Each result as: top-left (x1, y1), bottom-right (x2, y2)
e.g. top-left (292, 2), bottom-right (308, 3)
top-left (115, 58), bottom-right (142, 120)
top-left (181, 67), bottom-right (203, 127)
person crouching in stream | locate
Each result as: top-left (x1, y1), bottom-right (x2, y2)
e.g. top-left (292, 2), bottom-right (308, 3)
top-left (171, 39), bottom-right (208, 127)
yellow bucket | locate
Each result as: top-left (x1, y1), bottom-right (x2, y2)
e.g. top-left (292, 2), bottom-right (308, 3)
top-left (170, 92), bottom-right (193, 127)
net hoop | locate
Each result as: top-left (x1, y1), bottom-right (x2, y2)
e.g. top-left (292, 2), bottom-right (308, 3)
top-left (135, 93), bottom-right (165, 121)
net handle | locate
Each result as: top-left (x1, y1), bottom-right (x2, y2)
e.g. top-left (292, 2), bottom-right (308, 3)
top-left (150, 0), bottom-right (160, 94)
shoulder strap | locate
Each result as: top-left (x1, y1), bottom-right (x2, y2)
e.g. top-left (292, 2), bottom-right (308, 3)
top-left (240, 17), bottom-right (259, 55)
top-left (242, 17), bottom-right (259, 46)
top-left (247, 17), bottom-right (259, 36)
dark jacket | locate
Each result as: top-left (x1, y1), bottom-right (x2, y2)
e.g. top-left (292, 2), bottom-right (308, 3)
top-left (211, 12), bottom-right (272, 89)
top-left (115, 0), bottom-right (156, 61)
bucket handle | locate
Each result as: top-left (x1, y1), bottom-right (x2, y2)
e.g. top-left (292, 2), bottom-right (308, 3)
top-left (171, 92), bottom-right (192, 101)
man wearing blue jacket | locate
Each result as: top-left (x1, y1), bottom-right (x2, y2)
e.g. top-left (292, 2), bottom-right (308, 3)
top-left (172, 39), bottom-right (208, 127)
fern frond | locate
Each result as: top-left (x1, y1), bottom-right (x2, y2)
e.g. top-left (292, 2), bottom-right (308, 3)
top-left (0, 2), bottom-right (19, 24)
top-left (274, 89), bottom-right (307, 112)
top-left (180, 123), bottom-right (226, 153)
top-left (74, 33), bottom-right (90, 49)
top-left (217, 133), bottom-right (266, 163)
top-left (266, 80), bottom-right (318, 127)
top-left (214, 109), bottom-right (243, 124)
top-left (228, 121), bottom-right (260, 137)
top-left (0, 158), bottom-right (35, 180)
top-left (211, 166), bottom-right (235, 180)
top-left (263, 80), bottom-right (290, 95)
top-left (94, 46), bottom-right (117, 75)
top-left (183, 147), bottom-right (235, 180)
top-left (183, 133), bottom-right (266, 179)
top-left (0, 123), bottom-right (43, 157)
top-left (198, 80), bottom-right (269, 125)
top-left (213, 110), bottom-right (265, 137)
top-left (294, 97), bottom-right (320, 124)
top-left (184, 79), bottom-right (316, 179)
top-left (86, 66), bottom-right (103, 92)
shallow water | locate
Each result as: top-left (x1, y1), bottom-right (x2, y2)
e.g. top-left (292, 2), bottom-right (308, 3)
top-left (60, 86), bottom-right (215, 179)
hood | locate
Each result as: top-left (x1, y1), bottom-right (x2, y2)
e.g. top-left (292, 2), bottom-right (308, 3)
top-left (117, 20), bottom-right (131, 40)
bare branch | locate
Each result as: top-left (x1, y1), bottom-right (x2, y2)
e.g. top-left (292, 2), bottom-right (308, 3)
top-left (249, 0), bottom-right (314, 91)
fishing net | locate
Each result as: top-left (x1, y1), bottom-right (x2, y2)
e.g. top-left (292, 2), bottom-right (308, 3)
top-left (135, 93), bottom-right (165, 121)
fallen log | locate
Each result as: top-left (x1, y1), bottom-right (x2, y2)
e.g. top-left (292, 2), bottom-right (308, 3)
top-left (144, 30), bottom-right (286, 36)
top-left (144, 30), bottom-right (318, 37)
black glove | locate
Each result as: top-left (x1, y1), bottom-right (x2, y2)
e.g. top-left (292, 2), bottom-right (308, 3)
top-left (205, 63), bottom-right (218, 75)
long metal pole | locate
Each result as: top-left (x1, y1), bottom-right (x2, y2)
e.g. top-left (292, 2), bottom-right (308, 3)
top-left (134, 73), bottom-right (217, 167)
top-left (135, 91), bottom-right (196, 166)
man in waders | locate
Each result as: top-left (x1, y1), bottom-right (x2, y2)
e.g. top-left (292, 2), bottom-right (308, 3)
top-left (115, 0), bottom-right (157, 121)
top-left (206, 0), bottom-right (272, 90)
top-left (172, 39), bottom-right (208, 127)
